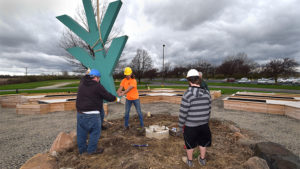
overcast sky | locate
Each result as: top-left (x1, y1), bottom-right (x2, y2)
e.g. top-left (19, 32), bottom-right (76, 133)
top-left (0, 0), bottom-right (299, 75)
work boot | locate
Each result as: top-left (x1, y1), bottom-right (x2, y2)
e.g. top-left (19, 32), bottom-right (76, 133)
top-left (182, 156), bottom-right (193, 167)
top-left (137, 127), bottom-right (145, 132)
top-left (198, 156), bottom-right (206, 166)
top-left (89, 148), bottom-right (104, 155)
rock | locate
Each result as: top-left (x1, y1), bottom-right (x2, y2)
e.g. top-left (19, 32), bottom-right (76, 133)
top-left (237, 138), bottom-right (257, 149)
top-left (69, 130), bottom-right (77, 140)
top-left (50, 151), bottom-right (58, 157)
top-left (20, 153), bottom-right (57, 169)
top-left (229, 124), bottom-right (241, 133)
top-left (234, 132), bottom-right (247, 140)
top-left (254, 142), bottom-right (300, 169)
top-left (242, 156), bottom-right (269, 169)
top-left (49, 131), bottom-right (76, 153)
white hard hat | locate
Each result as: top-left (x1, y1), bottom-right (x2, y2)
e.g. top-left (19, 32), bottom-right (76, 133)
top-left (187, 69), bottom-right (199, 78)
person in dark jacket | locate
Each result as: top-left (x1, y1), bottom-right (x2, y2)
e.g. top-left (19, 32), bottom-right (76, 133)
top-left (179, 69), bottom-right (212, 167)
top-left (199, 71), bottom-right (209, 91)
top-left (76, 69), bottom-right (116, 155)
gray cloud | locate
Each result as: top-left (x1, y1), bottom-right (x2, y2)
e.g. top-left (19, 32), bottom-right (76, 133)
top-left (129, 0), bottom-right (300, 68)
top-left (144, 0), bottom-right (234, 30)
top-left (0, 2), bottom-right (73, 75)
top-left (0, 0), bottom-right (300, 75)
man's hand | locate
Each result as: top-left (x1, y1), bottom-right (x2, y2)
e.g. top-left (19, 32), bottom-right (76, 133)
top-left (117, 91), bottom-right (123, 97)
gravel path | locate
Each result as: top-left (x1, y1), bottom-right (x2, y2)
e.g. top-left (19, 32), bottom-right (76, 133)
top-left (0, 95), bottom-right (299, 169)
top-left (211, 96), bottom-right (300, 158)
top-left (0, 108), bottom-right (76, 169)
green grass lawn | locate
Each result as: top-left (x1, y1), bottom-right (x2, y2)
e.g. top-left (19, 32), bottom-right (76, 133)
top-left (0, 79), bottom-right (79, 90)
top-left (0, 86), bottom-right (274, 95)
top-left (0, 78), bottom-right (294, 96)
top-left (207, 82), bottom-right (300, 90)
top-left (0, 88), bottom-right (78, 95)
top-left (164, 80), bottom-right (300, 90)
top-left (61, 81), bottom-right (150, 88)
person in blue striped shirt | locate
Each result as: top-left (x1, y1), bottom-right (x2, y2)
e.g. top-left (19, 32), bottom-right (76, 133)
top-left (179, 69), bottom-right (212, 167)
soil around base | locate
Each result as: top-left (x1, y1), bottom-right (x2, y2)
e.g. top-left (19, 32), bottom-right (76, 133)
top-left (57, 114), bottom-right (253, 169)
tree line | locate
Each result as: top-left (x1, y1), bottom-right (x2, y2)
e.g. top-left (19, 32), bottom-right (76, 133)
top-left (114, 50), bottom-right (299, 84)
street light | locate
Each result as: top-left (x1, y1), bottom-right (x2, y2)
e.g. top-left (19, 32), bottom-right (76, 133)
top-left (162, 44), bottom-right (165, 85)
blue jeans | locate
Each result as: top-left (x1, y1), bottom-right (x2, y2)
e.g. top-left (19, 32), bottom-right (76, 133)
top-left (124, 99), bottom-right (144, 127)
top-left (77, 113), bottom-right (102, 154)
top-left (100, 106), bottom-right (104, 125)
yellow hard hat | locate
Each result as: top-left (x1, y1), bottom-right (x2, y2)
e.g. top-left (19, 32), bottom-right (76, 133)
top-left (124, 67), bottom-right (132, 75)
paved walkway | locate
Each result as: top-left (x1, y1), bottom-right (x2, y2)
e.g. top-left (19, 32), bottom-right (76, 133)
top-left (35, 82), bottom-right (73, 89)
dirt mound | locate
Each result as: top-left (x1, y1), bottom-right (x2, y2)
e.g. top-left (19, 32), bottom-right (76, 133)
top-left (57, 114), bottom-right (253, 169)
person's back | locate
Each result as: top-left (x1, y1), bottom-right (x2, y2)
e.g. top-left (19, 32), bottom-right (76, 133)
top-left (179, 87), bottom-right (211, 128)
top-left (179, 69), bottom-right (212, 167)
top-left (76, 69), bottom-right (116, 155)
top-left (77, 75), bottom-right (115, 112)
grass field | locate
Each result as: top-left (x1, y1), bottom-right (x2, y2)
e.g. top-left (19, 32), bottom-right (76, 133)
top-left (0, 79), bottom-right (79, 90)
top-left (0, 86), bottom-right (271, 95)
top-left (0, 79), bottom-right (295, 95)
top-left (61, 81), bottom-right (149, 88)
top-left (165, 80), bottom-right (300, 90)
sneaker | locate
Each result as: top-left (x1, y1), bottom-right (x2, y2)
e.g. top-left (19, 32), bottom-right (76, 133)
top-left (101, 125), bottom-right (107, 130)
top-left (182, 156), bottom-right (193, 167)
top-left (124, 126), bottom-right (129, 130)
top-left (89, 148), bottom-right (104, 155)
top-left (198, 156), bottom-right (206, 166)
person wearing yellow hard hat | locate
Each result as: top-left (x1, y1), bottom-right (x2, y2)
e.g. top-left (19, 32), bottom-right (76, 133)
top-left (117, 67), bottom-right (144, 130)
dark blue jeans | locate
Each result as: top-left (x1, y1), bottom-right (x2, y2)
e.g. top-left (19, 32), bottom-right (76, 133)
top-left (100, 106), bottom-right (104, 125)
top-left (77, 113), bottom-right (102, 154)
top-left (124, 99), bottom-right (144, 127)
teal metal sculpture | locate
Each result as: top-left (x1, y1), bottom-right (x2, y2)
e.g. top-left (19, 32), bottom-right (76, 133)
top-left (56, 0), bottom-right (128, 96)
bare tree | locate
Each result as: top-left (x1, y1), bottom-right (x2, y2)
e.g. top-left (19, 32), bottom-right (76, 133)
top-left (263, 58), bottom-right (299, 83)
top-left (195, 60), bottom-right (213, 80)
top-left (144, 68), bottom-right (158, 80)
top-left (59, 0), bottom-right (121, 72)
top-left (130, 49), bottom-right (153, 83)
top-left (217, 52), bottom-right (255, 78)
top-left (114, 53), bottom-right (127, 73)
top-left (169, 66), bottom-right (188, 78)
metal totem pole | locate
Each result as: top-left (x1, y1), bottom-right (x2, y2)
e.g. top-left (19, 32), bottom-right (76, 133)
top-left (57, 0), bottom-right (128, 96)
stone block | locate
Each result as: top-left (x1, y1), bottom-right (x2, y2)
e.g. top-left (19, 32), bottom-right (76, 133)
top-left (20, 153), bottom-right (57, 169)
top-left (242, 156), bottom-right (269, 169)
top-left (254, 142), bottom-right (300, 169)
top-left (49, 132), bottom-right (76, 153)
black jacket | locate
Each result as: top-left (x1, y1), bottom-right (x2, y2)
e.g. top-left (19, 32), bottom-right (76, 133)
top-left (76, 75), bottom-right (116, 112)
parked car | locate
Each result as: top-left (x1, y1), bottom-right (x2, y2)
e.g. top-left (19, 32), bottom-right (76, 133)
top-left (237, 77), bottom-right (251, 84)
top-left (286, 77), bottom-right (298, 84)
top-left (222, 78), bottom-right (235, 82)
top-left (277, 78), bottom-right (287, 83)
top-left (179, 78), bottom-right (187, 82)
top-left (265, 79), bottom-right (275, 84)
top-left (292, 78), bottom-right (300, 85)
top-left (257, 78), bottom-right (268, 84)
top-left (257, 78), bottom-right (275, 84)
